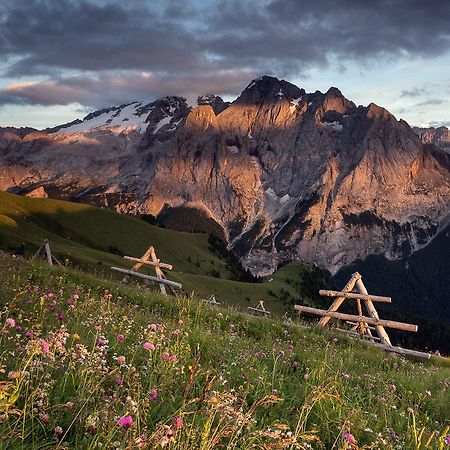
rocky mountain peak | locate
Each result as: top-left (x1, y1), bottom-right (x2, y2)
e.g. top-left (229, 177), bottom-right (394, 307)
top-left (366, 102), bottom-right (391, 120)
top-left (237, 76), bottom-right (305, 105)
top-left (197, 95), bottom-right (230, 115)
top-left (184, 105), bottom-right (219, 132)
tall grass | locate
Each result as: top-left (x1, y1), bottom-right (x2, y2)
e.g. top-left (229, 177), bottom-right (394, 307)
top-left (0, 253), bottom-right (449, 449)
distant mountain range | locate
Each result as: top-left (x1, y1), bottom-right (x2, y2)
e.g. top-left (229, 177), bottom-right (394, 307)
top-left (1, 76), bottom-right (449, 285)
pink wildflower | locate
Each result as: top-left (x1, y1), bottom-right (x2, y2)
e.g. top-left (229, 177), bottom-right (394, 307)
top-left (117, 334), bottom-right (125, 342)
top-left (341, 372), bottom-right (350, 380)
top-left (15, 325), bottom-right (22, 332)
top-left (162, 352), bottom-right (170, 362)
top-left (178, 319), bottom-right (184, 325)
top-left (169, 354), bottom-right (177, 362)
top-left (443, 435), bottom-right (450, 445)
top-left (5, 318), bottom-right (15, 328)
top-left (344, 432), bottom-right (356, 443)
top-left (117, 355), bottom-right (126, 365)
top-left (148, 388), bottom-right (158, 401)
top-left (115, 377), bottom-right (123, 386)
top-left (173, 417), bottom-right (183, 429)
top-left (96, 337), bottom-right (106, 346)
top-left (118, 415), bottom-right (133, 428)
top-left (25, 331), bottom-right (33, 338)
top-left (172, 328), bottom-right (181, 335)
top-left (39, 339), bottom-right (50, 354)
top-left (143, 342), bottom-right (155, 351)
top-left (46, 292), bottom-right (54, 298)
top-left (390, 384), bottom-right (397, 392)
top-left (149, 323), bottom-right (157, 331)
top-left (57, 312), bottom-right (65, 321)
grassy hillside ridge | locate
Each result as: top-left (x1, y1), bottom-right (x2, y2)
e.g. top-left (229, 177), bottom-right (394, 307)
top-left (0, 253), bottom-right (449, 449)
top-left (0, 191), bottom-right (327, 315)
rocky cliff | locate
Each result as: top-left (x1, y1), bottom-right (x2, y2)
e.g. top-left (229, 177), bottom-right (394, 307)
top-left (1, 76), bottom-right (449, 275)
top-left (413, 126), bottom-right (450, 153)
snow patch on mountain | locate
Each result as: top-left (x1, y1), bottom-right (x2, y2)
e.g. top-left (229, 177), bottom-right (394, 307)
top-left (57, 102), bottom-right (150, 135)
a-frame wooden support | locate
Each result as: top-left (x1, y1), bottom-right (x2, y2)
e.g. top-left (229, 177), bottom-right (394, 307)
top-left (248, 299), bottom-right (271, 316)
top-left (202, 294), bottom-right (221, 306)
top-left (294, 272), bottom-right (418, 348)
top-left (33, 239), bottom-right (63, 266)
top-left (111, 246), bottom-right (181, 296)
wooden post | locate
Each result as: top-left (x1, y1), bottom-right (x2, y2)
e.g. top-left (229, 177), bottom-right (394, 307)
top-left (355, 278), bottom-right (392, 346)
top-left (121, 247), bottom-right (153, 284)
top-left (44, 241), bottom-right (53, 266)
top-left (150, 247), bottom-right (166, 296)
top-left (318, 272), bottom-right (361, 327)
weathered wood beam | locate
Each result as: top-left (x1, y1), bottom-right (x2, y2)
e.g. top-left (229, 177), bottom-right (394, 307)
top-left (124, 256), bottom-right (173, 270)
top-left (334, 328), bottom-right (382, 342)
top-left (319, 290), bottom-right (391, 303)
top-left (248, 307), bottom-right (270, 315)
top-left (356, 278), bottom-right (392, 346)
top-left (318, 272), bottom-right (361, 327)
top-left (367, 342), bottom-right (435, 360)
top-left (111, 267), bottom-right (182, 289)
top-left (294, 305), bottom-right (418, 332)
top-left (44, 241), bottom-right (53, 266)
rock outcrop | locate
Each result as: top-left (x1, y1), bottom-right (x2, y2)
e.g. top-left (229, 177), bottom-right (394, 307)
top-left (413, 126), bottom-right (450, 153)
top-left (1, 76), bottom-right (449, 275)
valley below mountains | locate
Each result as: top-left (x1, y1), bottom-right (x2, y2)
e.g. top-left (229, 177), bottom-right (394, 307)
top-left (1, 76), bottom-right (449, 288)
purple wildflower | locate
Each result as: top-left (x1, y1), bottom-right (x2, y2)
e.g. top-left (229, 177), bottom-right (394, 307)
top-left (118, 415), bottom-right (133, 428)
top-left (148, 388), bottom-right (158, 401)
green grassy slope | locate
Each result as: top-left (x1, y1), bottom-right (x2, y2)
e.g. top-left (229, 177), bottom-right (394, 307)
top-left (0, 254), bottom-right (449, 449)
top-left (0, 191), bottom-right (326, 315)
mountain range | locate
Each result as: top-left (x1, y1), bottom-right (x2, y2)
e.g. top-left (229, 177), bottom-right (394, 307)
top-left (1, 76), bottom-right (449, 288)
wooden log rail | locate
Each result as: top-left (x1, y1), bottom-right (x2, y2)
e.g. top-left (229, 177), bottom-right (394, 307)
top-left (124, 256), bottom-right (173, 270)
top-left (111, 267), bottom-right (182, 289)
top-left (319, 290), bottom-right (391, 303)
top-left (294, 305), bottom-right (418, 332)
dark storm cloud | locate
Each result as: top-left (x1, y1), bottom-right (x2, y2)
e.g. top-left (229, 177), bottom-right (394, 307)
top-left (0, 70), bottom-right (255, 108)
top-left (1, 0), bottom-right (450, 107)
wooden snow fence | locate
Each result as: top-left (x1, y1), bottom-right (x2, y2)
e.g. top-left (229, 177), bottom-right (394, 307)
top-left (202, 294), bottom-right (221, 306)
top-left (111, 246), bottom-right (181, 296)
top-left (33, 239), bottom-right (63, 266)
top-left (248, 299), bottom-right (271, 316)
top-left (294, 272), bottom-right (437, 360)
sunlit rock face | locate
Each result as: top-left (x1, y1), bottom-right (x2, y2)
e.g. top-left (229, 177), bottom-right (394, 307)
top-left (1, 76), bottom-right (449, 275)
top-left (413, 126), bottom-right (450, 153)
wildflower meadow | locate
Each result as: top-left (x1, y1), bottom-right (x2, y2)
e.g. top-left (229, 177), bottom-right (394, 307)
top-left (0, 252), bottom-right (449, 449)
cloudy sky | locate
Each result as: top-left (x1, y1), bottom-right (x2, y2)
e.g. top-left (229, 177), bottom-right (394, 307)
top-left (0, 0), bottom-right (449, 129)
